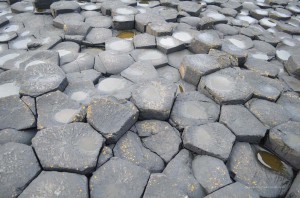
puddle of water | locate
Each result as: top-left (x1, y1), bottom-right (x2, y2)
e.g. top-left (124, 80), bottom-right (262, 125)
top-left (257, 151), bottom-right (284, 172)
top-left (71, 91), bottom-right (88, 102)
top-left (117, 31), bottom-right (135, 39)
top-left (228, 38), bottom-right (247, 49)
top-left (207, 75), bottom-right (233, 92)
top-left (0, 82), bottom-right (20, 98)
top-left (97, 78), bottom-right (127, 94)
top-left (54, 109), bottom-right (80, 124)
top-left (173, 32), bottom-right (193, 43)
top-left (139, 0), bottom-right (149, 5)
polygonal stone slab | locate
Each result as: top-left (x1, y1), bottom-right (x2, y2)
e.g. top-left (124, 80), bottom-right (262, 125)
top-left (179, 54), bottom-right (221, 86)
top-left (204, 182), bottom-right (260, 198)
top-left (105, 37), bottom-right (134, 53)
top-left (198, 67), bottom-right (253, 104)
top-left (178, 1), bottom-right (202, 16)
top-left (265, 121), bottom-right (300, 169)
top-left (169, 91), bottom-right (220, 131)
top-left (85, 16), bottom-right (112, 28)
top-left (183, 123), bottom-right (236, 161)
top-left (244, 58), bottom-right (279, 77)
top-left (114, 131), bottom-right (165, 172)
top-left (87, 97), bottom-right (138, 143)
top-left (19, 63), bottom-right (67, 97)
top-left (156, 36), bottom-right (185, 54)
top-left (90, 157), bottom-right (150, 198)
top-left (19, 171), bottom-right (88, 198)
top-left (246, 98), bottom-right (291, 128)
top-left (163, 149), bottom-right (205, 198)
top-left (52, 41), bottom-right (80, 65)
top-left (61, 53), bottom-right (94, 73)
top-left (0, 129), bottom-right (36, 145)
top-left (84, 28), bottom-right (112, 46)
top-left (168, 49), bottom-right (193, 69)
top-left (36, 91), bottom-right (86, 129)
top-left (190, 31), bottom-right (222, 54)
top-left (286, 55), bottom-right (300, 79)
top-left (157, 66), bottom-right (180, 83)
top-left (66, 69), bottom-right (101, 84)
top-left (286, 171), bottom-right (300, 198)
top-left (0, 96), bottom-right (36, 130)
top-left (131, 79), bottom-right (177, 120)
top-left (133, 33), bottom-right (156, 49)
top-left (227, 142), bottom-right (294, 197)
top-left (192, 155), bottom-right (232, 194)
top-left (32, 123), bottom-right (104, 174)
top-left (0, 142), bottom-right (41, 198)
top-left (220, 105), bottom-right (267, 143)
top-left (143, 173), bottom-right (188, 198)
top-left (130, 49), bottom-right (168, 68)
top-left (277, 91), bottom-right (300, 121)
top-left (50, 1), bottom-right (80, 17)
top-left (96, 145), bottom-right (113, 168)
top-left (136, 120), bottom-right (181, 162)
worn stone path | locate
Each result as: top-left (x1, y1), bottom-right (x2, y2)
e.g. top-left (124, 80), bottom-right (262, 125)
top-left (0, 0), bottom-right (300, 197)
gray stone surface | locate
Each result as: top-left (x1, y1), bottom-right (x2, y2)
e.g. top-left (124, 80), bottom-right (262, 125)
top-left (114, 131), bottom-right (165, 172)
top-left (0, 142), bottom-right (41, 198)
top-left (32, 123), bottom-right (104, 174)
top-left (220, 105), bottom-right (267, 143)
top-left (227, 142), bottom-right (294, 197)
top-left (19, 171), bottom-right (88, 198)
top-left (131, 49), bottom-right (168, 68)
top-left (131, 79), bottom-right (177, 120)
top-left (133, 33), bottom-right (156, 49)
top-left (0, 129), bottom-right (36, 145)
top-left (0, 96), bottom-right (36, 130)
top-left (190, 31), bottom-right (222, 54)
top-left (285, 55), bottom-right (300, 79)
top-left (183, 123), bottom-right (236, 161)
top-left (87, 97), bottom-right (138, 143)
top-left (157, 36), bottom-right (185, 54)
top-left (90, 157), bottom-right (150, 198)
top-left (97, 145), bottom-right (113, 168)
top-left (192, 155), bottom-right (232, 194)
top-left (180, 54), bottom-right (221, 86)
top-left (277, 91), bottom-right (300, 121)
top-left (36, 91), bottom-right (86, 129)
top-left (50, 1), bottom-right (80, 17)
top-left (136, 120), bottom-right (181, 162)
top-left (286, 171), bottom-right (300, 198)
top-left (265, 121), bottom-right (300, 170)
top-left (169, 91), bottom-right (220, 131)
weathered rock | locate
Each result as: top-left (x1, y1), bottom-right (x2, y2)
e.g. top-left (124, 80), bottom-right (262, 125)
top-left (64, 80), bottom-right (97, 105)
top-left (84, 28), bottom-right (112, 46)
top-left (66, 69), bottom-right (101, 84)
top-left (246, 98), bottom-right (291, 128)
top-left (87, 97), bottom-right (138, 143)
top-left (0, 96), bottom-right (36, 130)
top-left (169, 91), bottom-right (220, 131)
top-left (136, 120), bottom-right (181, 162)
top-left (157, 66), bottom-right (180, 83)
top-left (227, 142), bottom-right (294, 197)
top-left (180, 54), bottom-right (221, 86)
top-left (131, 49), bottom-right (168, 68)
top-left (220, 105), bottom-right (267, 143)
top-left (183, 123), bottom-right (235, 161)
top-left (113, 15), bottom-right (135, 30)
top-left (19, 171), bottom-right (88, 198)
top-left (85, 16), bottom-right (112, 28)
top-left (36, 91), bottom-right (85, 129)
top-left (190, 31), bottom-right (222, 54)
top-left (97, 145), bottom-right (113, 168)
top-left (276, 91), bottom-right (300, 121)
top-left (50, 1), bottom-right (80, 17)
top-left (168, 49), bottom-right (193, 69)
top-left (133, 33), bottom-right (156, 49)
top-left (0, 129), bottom-right (36, 145)
top-left (244, 58), bottom-right (279, 78)
top-left (114, 131), bottom-right (165, 172)
top-left (286, 171), bottom-right (300, 198)
top-left (32, 123), bottom-right (104, 174)
top-left (131, 79), bottom-right (177, 120)
top-left (90, 157), bottom-right (150, 198)
top-left (285, 55), bottom-right (300, 79)
top-left (192, 155), bottom-right (232, 194)
top-left (0, 142), bottom-right (41, 198)
top-left (156, 36), bottom-right (185, 54)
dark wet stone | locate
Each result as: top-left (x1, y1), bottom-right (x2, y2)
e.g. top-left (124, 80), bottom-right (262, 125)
top-left (36, 91), bottom-right (85, 129)
top-left (90, 157), bottom-right (150, 198)
top-left (0, 96), bottom-right (35, 130)
top-left (227, 142), bottom-right (294, 197)
top-left (246, 98), bottom-right (291, 128)
top-left (61, 53), bottom-right (94, 74)
top-left (143, 173), bottom-right (188, 198)
top-left (96, 145), bottom-right (113, 168)
top-left (66, 69), bottom-right (101, 84)
top-left (131, 49), bottom-right (168, 68)
top-left (156, 36), bottom-right (185, 54)
top-left (163, 149), bottom-right (205, 198)
top-left (96, 51), bottom-right (134, 75)
top-left (0, 128), bottom-right (36, 145)
top-left (286, 171), bottom-right (300, 198)
top-left (113, 15), bottom-right (135, 30)
top-left (133, 33), bottom-right (156, 49)
top-left (96, 76), bottom-right (133, 100)
top-left (50, 1), bottom-right (80, 17)
top-left (85, 16), bottom-right (112, 29)
top-left (121, 61), bottom-right (158, 83)
top-left (19, 171), bottom-right (88, 198)
top-left (84, 28), bottom-right (112, 46)
top-left (114, 131), bottom-right (165, 172)
top-left (220, 105), bottom-right (267, 143)
top-left (87, 97), bottom-right (138, 143)
top-left (198, 67), bottom-right (252, 104)
top-left (285, 55), bottom-right (300, 79)
top-left (0, 142), bottom-right (41, 198)
top-left (277, 91), bottom-right (300, 121)
top-left (192, 155), bottom-right (232, 194)
top-left (265, 121), bottom-right (300, 169)
top-left (204, 182), bottom-right (260, 198)
top-left (19, 63), bottom-right (67, 97)
top-left (136, 120), bottom-right (181, 162)
top-left (183, 123), bottom-right (235, 161)
top-left (32, 123), bottom-right (104, 174)
top-left (190, 30), bottom-right (222, 54)
top-left (180, 54), bottom-right (221, 86)
top-left (244, 57), bottom-right (279, 77)
top-left (131, 79), bottom-right (176, 120)
top-left (169, 91), bottom-right (220, 131)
